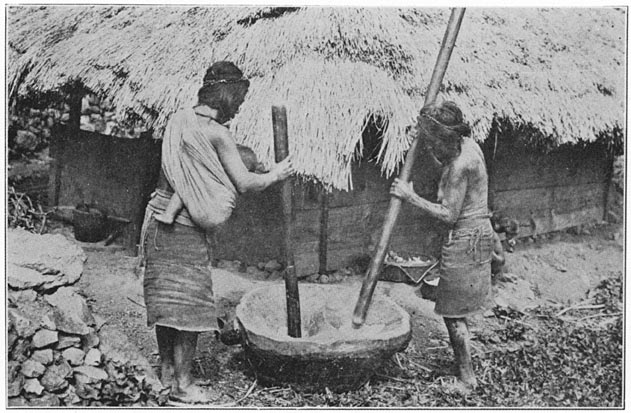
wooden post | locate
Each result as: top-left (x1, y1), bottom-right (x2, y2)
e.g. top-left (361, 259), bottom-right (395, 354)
top-left (318, 187), bottom-right (329, 275)
top-left (352, 8), bottom-right (467, 328)
top-left (49, 91), bottom-right (82, 207)
top-left (272, 105), bottom-right (301, 338)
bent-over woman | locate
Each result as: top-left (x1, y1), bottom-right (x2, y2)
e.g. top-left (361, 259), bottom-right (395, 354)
top-left (390, 101), bottom-right (493, 390)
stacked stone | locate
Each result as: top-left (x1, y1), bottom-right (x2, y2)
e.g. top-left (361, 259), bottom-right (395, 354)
top-left (7, 228), bottom-right (101, 406)
top-left (80, 94), bottom-right (147, 138)
top-left (8, 287), bottom-right (108, 406)
top-left (10, 93), bottom-right (149, 156)
top-left (10, 104), bottom-right (68, 153)
top-left (6, 228), bottom-right (166, 407)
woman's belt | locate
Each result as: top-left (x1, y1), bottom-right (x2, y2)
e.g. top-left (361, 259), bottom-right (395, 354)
top-left (453, 212), bottom-right (492, 231)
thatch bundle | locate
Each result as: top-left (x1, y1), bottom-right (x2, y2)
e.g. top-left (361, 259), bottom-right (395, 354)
top-left (7, 6), bottom-right (625, 190)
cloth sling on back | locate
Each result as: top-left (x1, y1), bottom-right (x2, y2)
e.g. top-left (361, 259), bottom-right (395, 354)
top-left (161, 107), bottom-right (238, 231)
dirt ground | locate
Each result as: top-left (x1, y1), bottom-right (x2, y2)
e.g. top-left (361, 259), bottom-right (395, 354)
top-left (58, 221), bottom-right (623, 406)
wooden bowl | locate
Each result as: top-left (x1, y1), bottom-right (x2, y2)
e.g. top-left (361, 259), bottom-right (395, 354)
top-left (236, 284), bottom-right (411, 392)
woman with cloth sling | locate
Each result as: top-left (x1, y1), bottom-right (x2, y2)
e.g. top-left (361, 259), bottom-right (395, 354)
top-left (140, 61), bottom-right (294, 403)
top-left (390, 101), bottom-right (495, 391)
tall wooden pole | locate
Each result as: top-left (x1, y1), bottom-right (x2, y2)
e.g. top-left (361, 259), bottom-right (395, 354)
top-left (318, 188), bottom-right (329, 275)
top-left (272, 105), bottom-right (301, 338)
top-left (352, 8), bottom-right (467, 328)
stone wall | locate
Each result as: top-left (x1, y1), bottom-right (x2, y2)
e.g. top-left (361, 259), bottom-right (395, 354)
top-left (7, 228), bottom-right (167, 407)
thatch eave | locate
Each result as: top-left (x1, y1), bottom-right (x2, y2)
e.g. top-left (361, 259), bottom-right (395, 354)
top-left (7, 6), bottom-right (626, 190)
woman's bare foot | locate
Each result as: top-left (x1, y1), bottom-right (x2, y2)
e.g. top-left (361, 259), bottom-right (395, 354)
top-left (170, 383), bottom-right (221, 404)
top-left (440, 376), bottom-right (476, 394)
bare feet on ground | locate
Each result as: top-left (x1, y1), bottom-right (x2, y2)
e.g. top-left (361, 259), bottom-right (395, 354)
top-left (170, 383), bottom-right (221, 404)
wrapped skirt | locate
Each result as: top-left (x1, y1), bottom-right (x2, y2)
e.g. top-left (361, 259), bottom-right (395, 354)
top-left (434, 221), bottom-right (494, 318)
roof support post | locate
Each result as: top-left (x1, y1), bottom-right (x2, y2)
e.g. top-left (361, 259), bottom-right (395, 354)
top-left (318, 187), bottom-right (329, 275)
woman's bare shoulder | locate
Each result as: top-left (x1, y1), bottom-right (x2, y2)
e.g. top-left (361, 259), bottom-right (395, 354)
top-left (198, 118), bottom-right (233, 145)
top-left (454, 139), bottom-right (484, 172)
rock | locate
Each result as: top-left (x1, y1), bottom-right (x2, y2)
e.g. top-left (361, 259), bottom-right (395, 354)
top-left (318, 274), bottom-right (330, 284)
top-left (73, 366), bottom-right (108, 383)
top-left (98, 323), bottom-right (155, 374)
top-left (62, 348), bottom-right (85, 366)
top-left (331, 272), bottom-right (344, 283)
top-left (23, 378), bottom-right (45, 396)
top-left (15, 130), bottom-right (40, 151)
top-left (30, 349), bottom-right (54, 366)
top-left (306, 274), bottom-right (319, 283)
top-left (8, 308), bottom-right (38, 338)
top-left (268, 270), bottom-right (282, 280)
top-left (56, 334), bottom-right (82, 350)
top-left (32, 329), bottom-right (58, 348)
top-left (93, 315), bottom-right (107, 331)
top-left (45, 287), bottom-right (95, 335)
top-left (246, 266), bottom-right (261, 276)
top-left (28, 125), bottom-right (42, 135)
top-left (8, 360), bottom-right (21, 382)
top-left (82, 329), bottom-right (100, 349)
top-left (63, 385), bottom-right (82, 405)
top-left (257, 262), bottom-right (266, 270)
top-left (75, 382), bottom-right (100, 400)
top-left (41, 360), bottom-right (72, 392)
top-left (10, 338), bottom-right (31, 361)
top-left (28, 394), bottom-right (60, 407)
top-left (8, 331), bottom-right (18, 350)
top-left (217, 260), bottom-right (242, 272)
top-left (7, 289), bottom-right (37, 303)
top-left (41, 313), bottom-right (57, 330)
top-left (84, 349), bottom-right (102, 367)
top-left (264, 259), bottom-right (283, 272)
top-left (8, 374), bottom-right (24, 398)
top-left (21, 359), bottom-right (46, 378)
top-left (7, 228), bottom-right (86, 290)
top-left (7, 263), bottom-right (58, 291)
top-left (8, 397), bottom-right (29, 406)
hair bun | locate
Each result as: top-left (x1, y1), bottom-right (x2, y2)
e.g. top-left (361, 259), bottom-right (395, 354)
top-left (204, 61), bottom-right (244, 84)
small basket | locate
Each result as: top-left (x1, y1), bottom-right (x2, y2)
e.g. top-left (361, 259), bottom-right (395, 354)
top-left (73, 209), bottom-right (108, 242)
top-left (380, 255), bottom-right (438, 285)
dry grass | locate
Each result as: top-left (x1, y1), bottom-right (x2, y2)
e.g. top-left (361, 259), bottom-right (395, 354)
top-left (7, 6), bottom-right (626, 190)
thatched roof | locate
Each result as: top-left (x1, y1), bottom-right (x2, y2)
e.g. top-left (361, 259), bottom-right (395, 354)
top-left (7, 6), bottom-right (626, 190)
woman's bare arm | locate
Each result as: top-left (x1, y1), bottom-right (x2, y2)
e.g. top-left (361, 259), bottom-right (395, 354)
top-left (212, 128), bottom-right (293, 193)
top-left (390, 163), bottom-right (468, 225)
